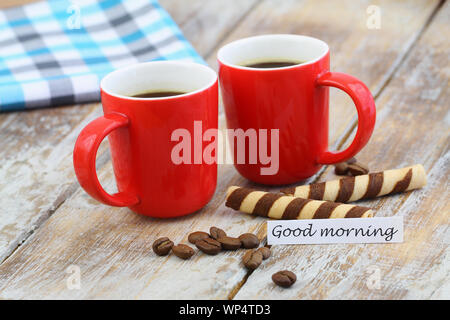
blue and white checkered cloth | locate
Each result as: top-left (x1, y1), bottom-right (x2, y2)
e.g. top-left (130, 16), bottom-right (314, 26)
top-left (0, 0), bottom-right (204, 112)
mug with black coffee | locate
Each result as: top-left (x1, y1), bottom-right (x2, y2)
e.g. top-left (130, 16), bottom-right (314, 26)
top-left (73, 61), bottom-right (218, 217)
top-left (218, 34), bottom-right (376, 185)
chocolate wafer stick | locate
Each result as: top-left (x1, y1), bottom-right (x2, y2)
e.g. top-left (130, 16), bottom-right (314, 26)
top-left (281, 164), bottom-right (426, 202)
top-left (225, 186), bottom-right (373, 219)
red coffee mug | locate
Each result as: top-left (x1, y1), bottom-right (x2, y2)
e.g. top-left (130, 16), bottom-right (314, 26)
top-left (218, 34), bottom-right (376, 185)
top-left (73, 61), bottom-right (218, 217)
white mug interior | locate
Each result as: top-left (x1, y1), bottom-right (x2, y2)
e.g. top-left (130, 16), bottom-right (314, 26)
top-left (101, 61), bottom-right (217, 100)
top-left (217, 34), bottom-right (329, 69)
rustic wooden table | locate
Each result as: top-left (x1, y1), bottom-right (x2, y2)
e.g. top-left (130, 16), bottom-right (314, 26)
top-left (0, 0), bottom-right (448, 300)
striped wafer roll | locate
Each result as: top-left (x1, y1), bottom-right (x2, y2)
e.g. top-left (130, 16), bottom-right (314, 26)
top-left (225, 186), bottom-right (373, 219)
top-left (281, 164), bottom-right (426, 202)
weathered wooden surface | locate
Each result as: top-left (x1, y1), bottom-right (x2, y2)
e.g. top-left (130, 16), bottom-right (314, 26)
top-left (206, 0), bottom-right (443, 137)
top-left (0, 0), bottom-right (258, 264)
top-left (235, 0), bottom-right (450, 300)
top-left (0, 0), bottom-right (448, 299)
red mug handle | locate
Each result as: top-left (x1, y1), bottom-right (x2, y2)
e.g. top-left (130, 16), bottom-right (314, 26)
top-left (73, 112), bottom-right (140, 207)
top-left (315, 72), bottom-right (376, 164)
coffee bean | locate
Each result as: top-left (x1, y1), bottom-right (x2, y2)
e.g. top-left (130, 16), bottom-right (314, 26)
top-left (218, 236), bottom-right (242, 250)
top-left (242, 249), bottom-right (263, 270)
top-left (152, 237), bottom-right (174, 256)
top-left (188, 231), bottom-right (210, 244)
top-left (334, 162), bottom-right (349, 175)
top-left (196, 237), bottom-right (222, 255)
top-left (210, 226), bottom-right (227, 240)
top-left (272, 270), bottom-right (297, 288)
top-left (348, 162), bottom-right (369, 176)
top-left (172, 244), bottom-right (195, 260)
top-left (238, 233), bottom-right (260, 249)
top-left (257, 247), bottom-right (271, 260)
top-left (335, 158), bottom-right (360, 176)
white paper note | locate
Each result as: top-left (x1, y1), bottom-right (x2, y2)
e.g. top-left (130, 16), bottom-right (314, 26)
top-left (267, 216), bottom-right (403, 245)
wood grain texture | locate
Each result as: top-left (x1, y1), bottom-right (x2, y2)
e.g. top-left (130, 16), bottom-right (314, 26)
top-left (0, 104), bottom-right (105, 263)
top-left (206, 0), bottom-right (441, 134)
top-left (0, 0), bottom-right (445, 299)
top-left (234, 1), bottom-right (449, 300)
top-left (0, 161), bottom-right (257, 299)
top-left (157, 0), bottom-right (208, 27)
top-left (0, 0), bottom-right (255, 264)
top-left (167, 0), bottom-right (259, 57)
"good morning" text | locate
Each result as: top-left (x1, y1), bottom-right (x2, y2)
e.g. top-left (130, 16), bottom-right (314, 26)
top-left (271, 223), bottom-right (399, 242)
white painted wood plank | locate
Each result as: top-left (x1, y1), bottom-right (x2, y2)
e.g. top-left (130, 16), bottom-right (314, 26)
top-left (0, 0), bottom-right (443, 299)
top-left (234, 1), bottom-right (450, 299)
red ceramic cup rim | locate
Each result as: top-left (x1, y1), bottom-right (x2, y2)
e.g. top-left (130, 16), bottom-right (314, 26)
top-left (217, 34), bottom-right (330, 71)
top-left (100, 61), bottom-right (217, 101)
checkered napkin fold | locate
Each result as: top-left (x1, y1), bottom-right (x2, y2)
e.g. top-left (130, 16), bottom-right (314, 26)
top-left (0, 0), bottom-right (203, 112)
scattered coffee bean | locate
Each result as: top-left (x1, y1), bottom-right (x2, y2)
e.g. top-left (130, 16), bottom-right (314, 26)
top-left (257, 247), bottom-right (271, 260)
top-left (334, 162), bottom-right (349, 175)
top-left (242, 249), bottom-right (263, 270)
top-left (196, 237), bottom-right (222, 255)
top-left (238, 233), bottom-right (260, 249)
top-left (334, 158), bottom-right (360, 176)
top-left (210, 226), bottom-right (227, 240)
top-left (218, 236), bottom-right (242, 250)
top-left (152, 237), bottom-right (174, 256)
top-left (172, 244), bottom-right (195, 260)
top-left (348, 162), bottom-right (369, 176)
top-left (188, 231), bottom-right (210, 244)
top-left (272, 270), bottom-right (297, 288)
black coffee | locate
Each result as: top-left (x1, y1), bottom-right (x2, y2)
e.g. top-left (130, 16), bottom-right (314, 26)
top-left (244, 61), bottom-right (304, 68)
top-left (132, 91), bottom-right (186, 98)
